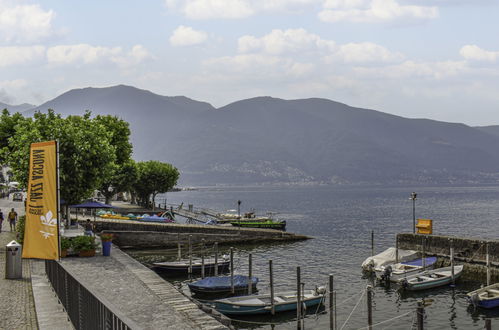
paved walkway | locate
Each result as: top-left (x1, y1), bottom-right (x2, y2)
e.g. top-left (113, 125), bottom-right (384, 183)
top-left (0, 201), bottom-right (38, 330)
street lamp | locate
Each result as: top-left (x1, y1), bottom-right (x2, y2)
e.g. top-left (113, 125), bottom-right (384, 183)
top-left (410, 192), bottom-right (417, 233)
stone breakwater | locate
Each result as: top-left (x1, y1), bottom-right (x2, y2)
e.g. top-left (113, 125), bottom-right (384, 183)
top-left (87, 219), bottom-right (311, 249)
top-left (397, 233), bottom-right (499, 282)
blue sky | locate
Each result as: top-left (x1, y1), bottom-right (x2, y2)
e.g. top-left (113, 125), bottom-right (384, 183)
top-left (0, 0), bottom-right (498, 125)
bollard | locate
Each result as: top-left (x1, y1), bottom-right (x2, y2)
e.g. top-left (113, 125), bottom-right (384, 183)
top-left (5, 241), bottom-right (22, 279)
top-left (329, 274), bottom-right (334, 330)
top-left (367, 285), bottom-right (373, 330)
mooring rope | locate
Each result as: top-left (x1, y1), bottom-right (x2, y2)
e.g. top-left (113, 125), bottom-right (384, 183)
top-left (356, 310), bottom-right (414, 329)
top-left (339, 288), bottom-right (366, 330)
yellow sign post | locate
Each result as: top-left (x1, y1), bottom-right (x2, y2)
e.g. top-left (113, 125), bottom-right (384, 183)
top-left (416, 218), bottom-right (433, 235)
top-left (22, 141), bottom-right (60, 260)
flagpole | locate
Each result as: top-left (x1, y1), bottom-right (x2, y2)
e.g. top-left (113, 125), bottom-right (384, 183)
top-left (56, 140), bottom-right (61, 261)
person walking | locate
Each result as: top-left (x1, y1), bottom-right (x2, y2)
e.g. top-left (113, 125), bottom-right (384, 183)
top-left (8, 208), bottom-right (17, 232)
top-left (0, 209), bottom-right (3, 233)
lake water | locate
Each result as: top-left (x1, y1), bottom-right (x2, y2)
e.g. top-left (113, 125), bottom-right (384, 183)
top-left (129, 185), bottom-right (499, 329)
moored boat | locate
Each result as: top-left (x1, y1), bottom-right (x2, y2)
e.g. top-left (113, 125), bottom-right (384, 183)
top-left (399, 265), bottom-right (464, 291)
top-left (361, 247), bottom-right (419, 272)
top-left (230, 220), bottom-right (286, 230)
top-left (153, 256), bottom-right (230, 274)
top-left (467, 283), bottom-right (499, 309)
top-left (188, 275), bottom-right (258, 295)
top-left (375, 256), bottom-right (438, 282)
top-left (213, 287), bottom-right (326, 315)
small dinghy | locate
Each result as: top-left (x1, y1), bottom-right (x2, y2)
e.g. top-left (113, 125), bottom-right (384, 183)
top-left (213, 287), bottom-right (326, 315)
top-left (153, 256), bottom-right (230, 275)
top-left (188, 275), bottom-right (259, 295)
top-left (361, 247), bottom-right (419, 272)
top-left (375, 256), bottom-right (438, 282)
top-left (467, 283), bottom-right (499, 309)
top-left (399, 265), bottom-right (464, 291)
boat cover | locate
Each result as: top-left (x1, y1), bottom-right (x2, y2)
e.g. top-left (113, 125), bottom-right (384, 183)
top-left (361, 247), bottom-right (419, 270)
top-left (402, 256), bottom-right (437, 266)
top-left (189, 275), bottom-right (258, 290)
top-left (139, 214), bottom-right (174, 223)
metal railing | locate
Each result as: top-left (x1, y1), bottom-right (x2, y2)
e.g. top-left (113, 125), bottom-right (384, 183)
top-left (45, 260), bottom-right (141, 330)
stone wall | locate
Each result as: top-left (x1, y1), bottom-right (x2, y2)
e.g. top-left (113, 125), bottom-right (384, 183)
top-left (397, 233), bottom-right (499, 282)
top-left (83, 220), bottom-right (310, 248)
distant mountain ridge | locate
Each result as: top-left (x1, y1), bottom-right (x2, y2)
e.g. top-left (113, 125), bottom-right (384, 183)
top-left (1, 102), bottom-right (35, 113)
top-left (21, 85), bottom-right (499, 186)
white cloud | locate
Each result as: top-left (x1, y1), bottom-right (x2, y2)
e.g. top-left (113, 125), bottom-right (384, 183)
top-left (170, 25), bottom-right (208, 46)
top-left (46, 44), bottom-right (152, 67)
top-left (204, 54), bottom-right (315, 77)
top-left (319, 0), bottom-right (438, 23)
top-left (354, 60), bottom-right (467, 79)
top-left (0, 79), bottom-right (28, 89)
top-left (238, 28), bottom-right (335, 54)
top-left (165, 0), bottom-right (320, 19)
top-left (0, 46), bottom-right (45, 67)
top-left (328, 42), bottom-right (404, 63)
top-left (460, 45), bottom-right (499, 62)
top-left (0, 1), bottom-right (55, 42)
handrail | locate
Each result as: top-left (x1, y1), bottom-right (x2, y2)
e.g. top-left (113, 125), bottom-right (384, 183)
top-left (45, 259), bottom-right (142, 330)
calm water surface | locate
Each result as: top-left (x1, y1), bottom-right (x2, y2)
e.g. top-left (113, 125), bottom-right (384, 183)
top-left (128, 185), bottom-right (499, 329)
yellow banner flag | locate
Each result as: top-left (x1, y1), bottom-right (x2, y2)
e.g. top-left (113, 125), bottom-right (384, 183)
top-left (22, 141), bottom-right (59, 260)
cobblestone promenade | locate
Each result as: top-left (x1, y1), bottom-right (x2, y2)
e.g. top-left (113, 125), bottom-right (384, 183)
top-left (0, 200), bottom-right (38, 330)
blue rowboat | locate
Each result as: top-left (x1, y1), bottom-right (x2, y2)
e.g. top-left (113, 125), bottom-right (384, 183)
top-left (467, 283), bottom-right (499, 309)
top-left (399, 265), bottom-right (463, 291)
top-left (213, 288), bottom-right (326, 315)
top-left (188, 275), bottom-right (258, 295)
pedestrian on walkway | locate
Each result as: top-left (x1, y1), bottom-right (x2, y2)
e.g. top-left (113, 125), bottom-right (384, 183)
top-left (84, 219), bottom-right (94, 236)
top-left (8, 208), bottom-right (17, 232)
top-left (0, 209), bottom-right (3, 233)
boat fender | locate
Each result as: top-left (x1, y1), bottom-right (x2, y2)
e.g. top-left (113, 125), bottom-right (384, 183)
top-left (315, 286), bottom-right (327, 295)
top-left (400, 279), bottom-right (408, 289)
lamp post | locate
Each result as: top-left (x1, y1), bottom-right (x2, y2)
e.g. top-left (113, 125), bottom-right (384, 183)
top-left (410, 192), bottom-right (417, 233)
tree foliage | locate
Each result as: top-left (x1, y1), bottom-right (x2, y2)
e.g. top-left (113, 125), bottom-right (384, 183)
top-left (5, 110), bottom-right (116, 205)
top-left (133, 160), bottom-right (179, 209)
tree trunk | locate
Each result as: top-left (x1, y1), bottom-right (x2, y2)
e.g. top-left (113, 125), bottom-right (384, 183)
top-left (152, 193), bottom-right (156, 211)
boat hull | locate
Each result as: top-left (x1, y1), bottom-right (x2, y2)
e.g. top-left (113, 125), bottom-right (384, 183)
top-left (214, 296), bottom-right (323, 315)
top-left (467, 283), bottom-right (499, 309)
top-left (230, 221), bottom-right (286, 230)
top-left (375, 257), bottom-right (438, 282)
top-left (153, 261), bottom-right (230, 275)
top-left (188, 275), bottom-right (259, 295)
top-left (401, 265), bottom-right (463, 291)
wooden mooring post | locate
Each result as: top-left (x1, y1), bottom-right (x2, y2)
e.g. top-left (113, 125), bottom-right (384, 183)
top-left (269, 260), bottom-right (275, 315)
top-left (177, 234), bottom-right (181, 261)
top-left (450, 239), bottom-right (455, 286)
top-left (367, 285), bottom-right (373, 330)
top-left (422, 236), bottom-right (426, 270)
top-left (395, 235), bottom-right (399, 263)
top-left (417, 301), bottom-right (424, 330)
top-left (230, 247), bottom-right (234, 294)
top-left (329, 274), bottom-right (335, 330)
top-left (297, 266), bottom-right (302, 329)
top-left (485, 318), bottom-right (492, 330)
top-left (486, 242), bottom-right (491, 286)
top-left (214, 242), bottom-right (218, 276)
top-left (371, 230), bottom-right (374, 257)
top-left (248, 253), bottom-right (253, 295)
top-left (201, 239), bottom-right (205, 279)
top-left (188, 235), bottom-right (193, 279)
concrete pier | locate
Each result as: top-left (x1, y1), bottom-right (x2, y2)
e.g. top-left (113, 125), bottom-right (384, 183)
top-left (90, 219), bottom-right (311, 249)
top-left (56, 245), bottom-right (228, 329)
top-left (397, 233), bottom-right (499, 282)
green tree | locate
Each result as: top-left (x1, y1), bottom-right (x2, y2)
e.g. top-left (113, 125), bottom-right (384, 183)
top-left (0, 109), bottom-right (28, 163)
top-left (133, 160), bottom-right (179, 210)
top-left (6, 110), bottom-right (116, 206)
top-left (94, 115), bottom-right (134, 204)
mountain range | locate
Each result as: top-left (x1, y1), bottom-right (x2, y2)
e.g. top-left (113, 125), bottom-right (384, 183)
top-left (7, 85), bottom-right (499, 186)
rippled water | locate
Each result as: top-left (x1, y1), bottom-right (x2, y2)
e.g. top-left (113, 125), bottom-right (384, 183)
top-left (127, 185), bottom-right (499, 329)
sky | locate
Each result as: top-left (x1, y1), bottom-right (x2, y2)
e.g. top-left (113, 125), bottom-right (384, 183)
top-left (0, 0), bottom-right (498, 125)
